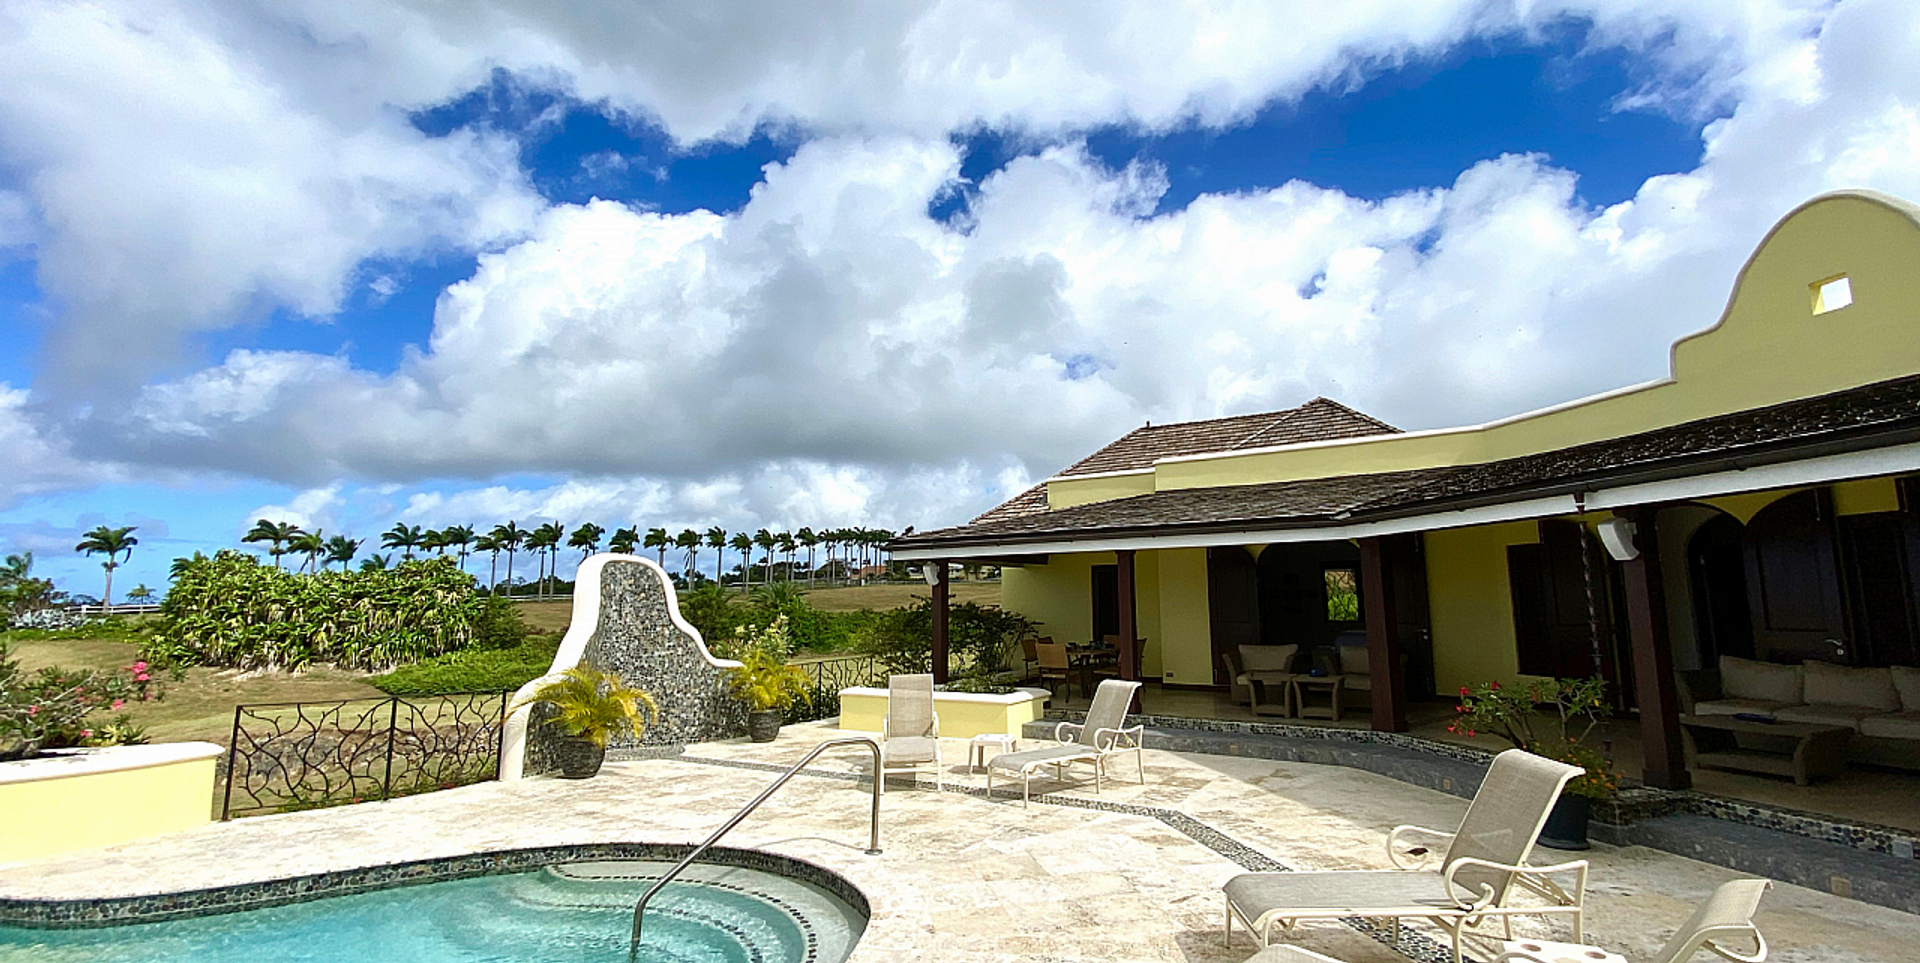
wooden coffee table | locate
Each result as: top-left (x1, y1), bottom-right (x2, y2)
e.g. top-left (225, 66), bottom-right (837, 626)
top-left (1679, 714), bottom-right (1851, 785)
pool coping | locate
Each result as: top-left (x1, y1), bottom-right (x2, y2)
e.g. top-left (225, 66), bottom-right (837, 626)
top-left (0, 842), bottom-right (870, 932)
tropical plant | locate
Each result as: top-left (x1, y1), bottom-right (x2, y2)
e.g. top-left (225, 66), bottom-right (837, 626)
top-left (361, 553), bottom-right (392, 571)
top-left (324, 534), bottom-right (362, 571)
top-left (441, 525), bottom-right (476, 572)
top-left (724, 617), bottom-right (811, 713)
top-left (1452, 676), bottom-right (1619, 798)
top-left (510, 665), bottom-right (659, 748)
top-left (288, 528), bottom-right (325, 574)
top-left (643, 527), bottom-right (669, 568)
top-left (125, 584), bottom-right (154, 604)
top-left (728, 532), bottom-right (753, 590)
top-left (528, 522), bottom-right (563, 599)
top-left (242, 519), bottom-right (302, 569)
top-left (752, 529), bottom-right (775, 584)
top-left (490, 521), bottom-right (526, 596)
top-left (0, 552), bottom-right (60, 617)
top-left (776, 532), bottom-right (796, 583)
top-left (381, 523), bottom-right (425, 561)
top-left (795, 527), bottom-right (818, 588)
top-left (608, 526), bottom-right (639, 556)
top-left (1, 640), bottom-right (160, 760)
top-left (569, 522), bottom-right (604, 566)
top-left (676, 528), bottom-right (701, 580)
top-left (75, 525), bottom-right (138, 604)
top-left (151, 551), bottom-right (501, 671)
top-left (850, 598), bottom-right (1035, 681)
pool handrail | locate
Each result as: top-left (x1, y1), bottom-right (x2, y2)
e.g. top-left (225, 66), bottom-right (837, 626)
top-left (629, 735), bottom-right (883, 961)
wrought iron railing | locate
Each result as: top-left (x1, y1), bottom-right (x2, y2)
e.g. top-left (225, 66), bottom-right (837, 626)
top-left (785, 655), bottom-right (882, 724)
top-left (221, 690), bottom-right (512, 819)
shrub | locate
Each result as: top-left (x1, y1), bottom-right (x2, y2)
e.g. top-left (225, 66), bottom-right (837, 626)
top-left (150, 551), bottom-right (498, 671)
top-left (0, 640), bottom-right (161, 760)
top-left (849, 598), bottom-right (1035, 684)
top-left (1452, 676), bottom-right (1618, 798)
top-left (366, 639), bottom-right (560, 696)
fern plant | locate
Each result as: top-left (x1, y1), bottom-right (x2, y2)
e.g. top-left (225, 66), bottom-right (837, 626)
top-left (512, 665), bottom-right (660, 747)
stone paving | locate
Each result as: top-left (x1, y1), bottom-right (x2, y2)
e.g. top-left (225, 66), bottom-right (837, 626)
top-left (2, 721), bottom-right (1916, 962)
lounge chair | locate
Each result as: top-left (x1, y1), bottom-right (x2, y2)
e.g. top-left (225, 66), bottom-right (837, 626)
top-left (1224, 748), bottom-right (1591, 963)
top-left (986, 678), bottom-right (1143, 807)
top-left (1242, 879), bottom-right (1771, 963)
top-left (877, 674), bottom-right (941, 792)
top-left (1495, 878), bottom-right (1771, 963)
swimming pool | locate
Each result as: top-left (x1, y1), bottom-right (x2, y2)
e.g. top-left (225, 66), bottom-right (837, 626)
top-left (0, 860), bottom-right (867, 963)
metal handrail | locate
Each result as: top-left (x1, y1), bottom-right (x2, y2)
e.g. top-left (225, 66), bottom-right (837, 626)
top-left (628, 735), bottom-right (882, 961)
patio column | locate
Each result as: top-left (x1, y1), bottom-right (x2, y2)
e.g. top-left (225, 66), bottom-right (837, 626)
top-left (1359, 536), bottom-right (1410, 733)
top-left (1617, 508), bottom-right (1691, 790)
top-left (1116, 549), bottom-right (1139, 682)
top-left (931, 562), bottom-right (950, 685)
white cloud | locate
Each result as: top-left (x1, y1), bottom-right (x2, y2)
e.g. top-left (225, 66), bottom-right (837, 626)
top-left (243, 485), bottom-right (345, 534)
top-left (0, 384), bottom-right (118, 506)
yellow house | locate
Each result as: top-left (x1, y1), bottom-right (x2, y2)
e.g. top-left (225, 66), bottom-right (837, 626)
top-left (892, 189), bottom-right (1920, 791)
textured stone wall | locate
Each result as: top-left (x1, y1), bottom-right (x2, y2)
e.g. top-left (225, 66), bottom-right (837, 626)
top-left (526, 559), bottom-right (744, 771)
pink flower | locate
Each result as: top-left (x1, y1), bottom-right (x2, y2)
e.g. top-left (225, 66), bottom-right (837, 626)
top-left (79, 729), bottom-right (92, 739)
top-left (1459, 686), bottom-right (1469, 696)
top-left (25, 705), bottom-right (36, 717)
top-left (134, 672), bottom-right (150, 682)
top-left (1466, 729), bottom-right (1477, 737)
top-left (1489, 680), bottom-right (1500, 690)
top-left (111, 700), bottom-right (125, 710)
top-left (130, 661), bottom-right (147, 672)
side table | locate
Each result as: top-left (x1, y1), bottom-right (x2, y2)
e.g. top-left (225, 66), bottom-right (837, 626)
top-left (968, 733), bottom-right (1017, 773)
top-left (1497, 938), bottom-right (1626, 963)
top-left (1292, 675), bottom-right (1346, 722)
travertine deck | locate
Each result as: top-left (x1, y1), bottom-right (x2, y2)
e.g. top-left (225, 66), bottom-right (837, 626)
top-left (3, 722), bottom-right (1914, 962)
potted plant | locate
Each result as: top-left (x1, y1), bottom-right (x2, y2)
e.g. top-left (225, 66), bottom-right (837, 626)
top-left (724, 615), bottom-right (812, 742)
top-left (511, 665), bottom-right (659, 778)
top-left (1452, 676), bottom-right (1618, 850)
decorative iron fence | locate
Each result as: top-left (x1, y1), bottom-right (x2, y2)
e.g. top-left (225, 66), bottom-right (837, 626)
top-left (785, 655), bottom-right (883, 724)
top-left (221, 690), bottom-right (512, 820)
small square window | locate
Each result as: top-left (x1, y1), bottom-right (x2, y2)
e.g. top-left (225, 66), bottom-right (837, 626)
top-left (1324, 567), bottom-right (1360, 622)
top-left (1812, 275), bottom-right (1852, 315)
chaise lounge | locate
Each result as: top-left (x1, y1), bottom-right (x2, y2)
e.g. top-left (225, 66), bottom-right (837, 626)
top-left (986, 678), bottom-right (1143, 807)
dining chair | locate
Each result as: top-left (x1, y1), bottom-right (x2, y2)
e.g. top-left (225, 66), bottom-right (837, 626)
top-left (1036, 641), bottom-right (1074, 700)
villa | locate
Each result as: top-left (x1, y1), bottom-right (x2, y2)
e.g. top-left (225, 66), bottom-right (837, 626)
top-left (892, 189), bottom-right (1920, 795)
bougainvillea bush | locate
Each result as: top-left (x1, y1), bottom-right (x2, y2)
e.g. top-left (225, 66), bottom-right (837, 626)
top-left (148, 551), bottom-right (509, 671)
top-left (0, 641), bottom-right (159, 760)
top-left (1452, 676), bottom-right (1620, 799)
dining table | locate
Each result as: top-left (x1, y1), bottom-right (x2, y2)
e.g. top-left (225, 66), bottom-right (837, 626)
top-left (1065, 642), bottom-right (1118, 696)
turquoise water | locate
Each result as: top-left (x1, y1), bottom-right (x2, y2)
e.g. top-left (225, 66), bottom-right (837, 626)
top-left (0, 863), bottom-right (865, 963)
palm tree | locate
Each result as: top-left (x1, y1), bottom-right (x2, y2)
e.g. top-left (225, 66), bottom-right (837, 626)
top-left (242, 519), bottom-right (302, 569)
top-left (362, 553), bottom-right (392, 571)
top-left (75, 525), bottom-right (138, 604)
top-left (752, 529), bottom-right (775, 585)
top-left (796, 527), bottom-right (819, 588)
top-left (777, 531), bottom-right (797, 584)
top-left (527, 522), bottom-right (563, 600)
top-left (288, 528), bottom-right (325, 574)
top-left (472, 534), bottom-right (501, 588)
top-left (569, 522), bottom-right (605, 567)
top-left (125, 584), bottom-right (154, 604)
top-left (490, 521), bottom-right (526, 596)
top-left (381, 523), bottom-right (424, 560)
top-left (676, 529), bottom-right (701, 581)
top-left (441, 524), bottom-right (476, 572)
top-left (324, 535), bottom-right (361, 571)
top-left (704, 527), bottom-right (727, 585)
top-left (609, 526), bottom-right (639, 556)
top-left (643, 527), bottom-right (670, 568)
top-left (728, 532), bottom-right (753, 590)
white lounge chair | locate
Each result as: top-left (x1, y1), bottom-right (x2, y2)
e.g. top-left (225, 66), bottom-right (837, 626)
top-left (1241, 878), bottom-right (1771, 963)
top-left (877, 673), bottom-right (941, 792)
top-left (1224, 748), bottom-right (1591, 963)
top-left (986, 678), bottom-right (1143, 807)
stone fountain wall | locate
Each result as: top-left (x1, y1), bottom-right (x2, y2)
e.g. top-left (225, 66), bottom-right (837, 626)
top-left (524, 558), bottom-right (744, 774)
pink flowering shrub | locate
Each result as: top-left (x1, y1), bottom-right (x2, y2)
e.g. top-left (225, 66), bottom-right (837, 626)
top-left (0, 641), bottom-right (160, 760)
top-left (1451, 676), bottom-right (1618, 799)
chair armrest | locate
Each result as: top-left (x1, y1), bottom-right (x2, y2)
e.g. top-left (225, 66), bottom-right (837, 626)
top-left (930, 711), bottom-right (939, 737)
top-left (1054, 721), bottom-right (1083, 745)
top-left (1702, 925), bottom-right (1768, 963)
top-left (1385, 824), bottom-right (1455, 867)
top-left (1443, 856), bottom-right (1590, 910)
top-left (1093, 724), bottom-right (1143, 751)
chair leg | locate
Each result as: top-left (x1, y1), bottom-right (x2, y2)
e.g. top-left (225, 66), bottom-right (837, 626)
top-left (1224, 899), bottom-right (1232, 947)
top-left (1136, 745), bottom-right (1145, 784)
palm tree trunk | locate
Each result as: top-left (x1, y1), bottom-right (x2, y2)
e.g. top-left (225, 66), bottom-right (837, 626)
top-left (102, 564), bottom-right (113, 606)
top-left (506, 549), bottom-right (515, 596)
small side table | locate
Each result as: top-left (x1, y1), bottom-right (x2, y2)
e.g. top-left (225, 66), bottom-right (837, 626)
top-left (1497, 938), bottom-right (1626, 963)
top-left (968, 733), bottom-right (1017, 773)
top-left (1292, 675), bottom-right (1346, 722)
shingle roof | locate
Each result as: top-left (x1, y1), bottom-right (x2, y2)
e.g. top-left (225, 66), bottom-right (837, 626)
top-left (895, 373), bottom-right (1920, 551)
top-left (970, 484), bottom-right (1049, 524)
top-left (1057, 397), bottom-right (1396, 477)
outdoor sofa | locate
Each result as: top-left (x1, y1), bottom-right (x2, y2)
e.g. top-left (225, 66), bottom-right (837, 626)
top-left (1689, 655), bottom-right (1920, 770)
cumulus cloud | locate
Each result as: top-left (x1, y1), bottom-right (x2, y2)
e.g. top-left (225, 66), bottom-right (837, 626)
top-left (0, 385), bottom-right (118, 505)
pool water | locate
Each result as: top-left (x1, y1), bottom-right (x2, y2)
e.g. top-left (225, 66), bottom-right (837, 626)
top-left (0, 861), bottom-right (866, 963)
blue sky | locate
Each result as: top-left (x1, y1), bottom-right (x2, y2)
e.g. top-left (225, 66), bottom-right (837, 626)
top-left (0, 0), bottom-right (1910, 598)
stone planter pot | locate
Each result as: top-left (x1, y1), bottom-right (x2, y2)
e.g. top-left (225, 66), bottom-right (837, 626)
top-left (747, 710), bottom-right (783, 743)
top-left (553, 737), bottom-right (606, 779)
top-left (1537, 793), bottom-right (1592, 850)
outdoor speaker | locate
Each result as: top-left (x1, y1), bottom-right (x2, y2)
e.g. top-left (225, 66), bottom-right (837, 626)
top-left (1597, 517), bottom-right (1639, 561)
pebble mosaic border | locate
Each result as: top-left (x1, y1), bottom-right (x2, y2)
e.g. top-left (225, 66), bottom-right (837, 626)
top-left (0, 842), bottom-right (869, 937)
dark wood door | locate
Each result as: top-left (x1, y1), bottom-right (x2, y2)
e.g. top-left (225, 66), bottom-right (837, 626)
top-left (1207, 548), bottom-right (1260, 684)
top-left (1388, 533), bottom-right (1436, 699)
top-left (1509, 520), bottom-right (1619, 682)
top-left (1092, 565), bottom-right (1119, 641)
top-left (1743, 489), bottom-right (1852, 664)
top-left (1841, 513), bottom-right (1920, 668)
top-left (1688, 513), bottom-right (1755, 663)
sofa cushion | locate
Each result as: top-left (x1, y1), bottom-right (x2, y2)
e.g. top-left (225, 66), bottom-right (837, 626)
top-left (1692, 698), bottom-right (1796, 720)
top-left (1719, 656), bottom-right (1802, 703)
top-left (1338, 645), bottom-right (1370, 676)
top-left (1239, 644), bottom-right (1299, 674)
top-left (1860, 711), bottom-right (1920, 741)
top-left (1803, 660), bottom-right (1899, 711)
top-left (1774, 703), bottom-right (1885, 731)
top-left (1892, 666), bottom-right (1920, 711)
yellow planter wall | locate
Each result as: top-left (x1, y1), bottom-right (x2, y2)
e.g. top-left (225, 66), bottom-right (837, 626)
top-left (838, 688), bottom-right (1049, 739)
top-left (0, 744), bottom-right (221, 864)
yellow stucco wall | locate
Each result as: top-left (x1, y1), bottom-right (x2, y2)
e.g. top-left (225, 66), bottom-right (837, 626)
top-left (1154, 548), bottom-right (1212, 685)
top-left (1003, 554), bottom-right (1104, 645)
top-left (1046, 472), bottom-right (1155, 508)
top-left (838, 688), bottom-right (1046, 739)
top-left (0, 755), bottom-right (217, 863)
top-left (1424, 520), bottom-right (1546, 694)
